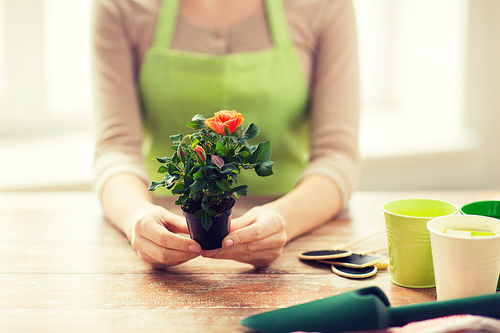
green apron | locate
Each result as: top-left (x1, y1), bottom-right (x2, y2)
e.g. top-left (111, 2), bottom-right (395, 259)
top-left (139, 0), bottom-right (309, 196)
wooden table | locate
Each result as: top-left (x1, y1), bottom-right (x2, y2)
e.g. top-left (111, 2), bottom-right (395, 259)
top-left (1, 190), bottom-right (498, 332)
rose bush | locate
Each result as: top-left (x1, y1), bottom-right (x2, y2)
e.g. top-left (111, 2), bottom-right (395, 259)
top-left (148, 110), bottom-right (273, 230)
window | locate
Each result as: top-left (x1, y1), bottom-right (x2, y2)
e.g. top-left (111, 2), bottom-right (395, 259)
top-left (0, 0), bottom-right (93, 190)
top-left (353, 0), bottom-right (473, 158)
top-left (45, 0), bottom-right (92, 119)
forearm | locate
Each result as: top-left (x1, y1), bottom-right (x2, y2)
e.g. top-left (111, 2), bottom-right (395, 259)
top-left (262, 175), bottom-right (342, 241)
top-left (100, 173), bottom-right (155, 240)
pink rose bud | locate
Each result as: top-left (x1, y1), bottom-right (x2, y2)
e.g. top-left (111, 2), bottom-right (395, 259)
top-left (193, 146), bottom-right (206, 164)
top-left (177, 144), bottom-right (187, 163)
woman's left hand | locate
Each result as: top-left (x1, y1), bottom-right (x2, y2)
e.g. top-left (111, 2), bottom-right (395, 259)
top-left (204, 207), bottom-right (287, 267)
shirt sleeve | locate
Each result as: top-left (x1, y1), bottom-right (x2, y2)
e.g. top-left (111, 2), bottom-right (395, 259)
top-left (298, 0), bottom-right (361, 208)
top-left (91, 0), bottom-right (150, 197)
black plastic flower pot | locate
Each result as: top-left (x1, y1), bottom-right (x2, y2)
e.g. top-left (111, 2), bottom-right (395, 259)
top-left (182, 206), bottom-right (234, 250)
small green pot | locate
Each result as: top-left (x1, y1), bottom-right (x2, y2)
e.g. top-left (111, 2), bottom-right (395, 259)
top-left (460, 200), bottom-right (500, 290)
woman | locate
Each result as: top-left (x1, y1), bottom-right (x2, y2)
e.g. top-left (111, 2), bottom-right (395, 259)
top-left (91, 0), bottom-right (360, 268)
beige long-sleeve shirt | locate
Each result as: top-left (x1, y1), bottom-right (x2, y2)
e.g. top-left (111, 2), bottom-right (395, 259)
top-left (91, 0), bottom-right (360, 207)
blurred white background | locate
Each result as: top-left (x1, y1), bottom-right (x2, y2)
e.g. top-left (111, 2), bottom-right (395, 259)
top-left (0, 0), bottom-right (499, 191)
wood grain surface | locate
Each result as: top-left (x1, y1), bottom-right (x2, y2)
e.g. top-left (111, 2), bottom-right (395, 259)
top-left (0, 190), bottom-right (498, 332)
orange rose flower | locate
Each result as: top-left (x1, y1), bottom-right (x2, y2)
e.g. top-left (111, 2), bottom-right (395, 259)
top-left (205, 110), bottom-right (244, 135)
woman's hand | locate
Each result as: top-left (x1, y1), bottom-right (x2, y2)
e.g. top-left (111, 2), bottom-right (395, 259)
top-left (128, 205), bottom-right (202, 269)
top-left (206, 207), bottom-right (287, 267)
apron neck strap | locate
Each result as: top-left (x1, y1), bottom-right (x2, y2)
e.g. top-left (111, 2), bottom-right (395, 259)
top-left (152, 0), bottom-right (292, 48)
top-left (265, 0), bottom-right (292, 48)
top-left (153, 0), bottom-right (181, 48)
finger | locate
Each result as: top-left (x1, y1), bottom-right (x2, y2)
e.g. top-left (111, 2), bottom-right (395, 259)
top-left (133, 235), bottom-right (200, 266)
top-left (223, 212), bottom-right (285, 248)
top-left (217, 231), bottom-right (286, 254)
top-left (157, 210), bottom-right (190, 234)
top-left (137, 218), bottom-right (201, 252)
top-left (229, 213), bottom-right (257, 231)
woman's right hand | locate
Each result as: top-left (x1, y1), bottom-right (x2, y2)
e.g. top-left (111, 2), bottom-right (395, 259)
top-left (128, 205), bottom-right (202, 269)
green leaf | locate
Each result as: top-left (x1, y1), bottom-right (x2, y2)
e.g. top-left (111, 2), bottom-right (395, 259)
top-left (201, 200), bottom-right (217, 216)
top-left (229, 172), bottom-right (238, 182)
top-left (235, 146), bottom-right (251, 162)
top-left (194, 209), bottom-right (206, 219)
top-left (184, 154), bottom-right (193, 174)
top-left (175, 195), bottom-right (189, 206)
top-left (148, 181), bottom-right (165, 191)
top-left (170, 134), bottom-right (182, 144)
top-left (201, 196), bottom-right (210, 211)
top-left (191, 137), bottom-right (200, 146)
top-left (216, 179), bottom-right (231, 192)
top-left (202, 164), bottom-right (218, 171)
top-left (255, 160), bottom-right (274, 177)
top-left (226, 149), bottom-right (235, 161)
top-left (186, 119), bottom-right (205, 130)
top-left (232, 185), bottom-right (248, 196)
top-left (242, 123), bottom-right (260, 140)
top-left (248, 141), bottom-right (271, 164)
top-left (239, 150), bottom-right (250, 158)
top-left (192, 114), bottom-right (206, 122)
top-left (167, 163), bottom-right (180, 175)
top-left (204, 169), bottom-right (219, 182)
top-left (171, 183), bottom-right (186, 195)
top-left (193, 208), bottom-right (216, 231)
top-left (189, 179), bottom-right (206, 194)
top-left (157, 165), bottom-right (168, 174)
top-left (165, 177), bottom-right (177, 189)
top-left (208, 181), bottom-right (219, 193)
top-left (186, 114), bottom-right (205, 130)
top-left (193, 169), bottom-right (204, 180)
top-left (201, 214), bottom-right (213, 231)
top-left (209, 133), bottom-right (218, 144)
top-left (223, 135), bottom-right (238, 144)
top-left (237, 137), bottom-right (251, 149)
top-left (155, 156), bottom-right (171, 163)
top-left (206, 208), bottom-right (217, 216)
top-left (221, 163), bottom-right (239, 175)
top-left (172, 152), bottom-right (181, 164)
top-left (215, 141), bottom-right (228, 157)
top-left (192, 192), bottom-right (203, 203)
top-left (199, 197), bottom-right (216, 215)
top-left (163, 172), bottom-right (174, 181)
